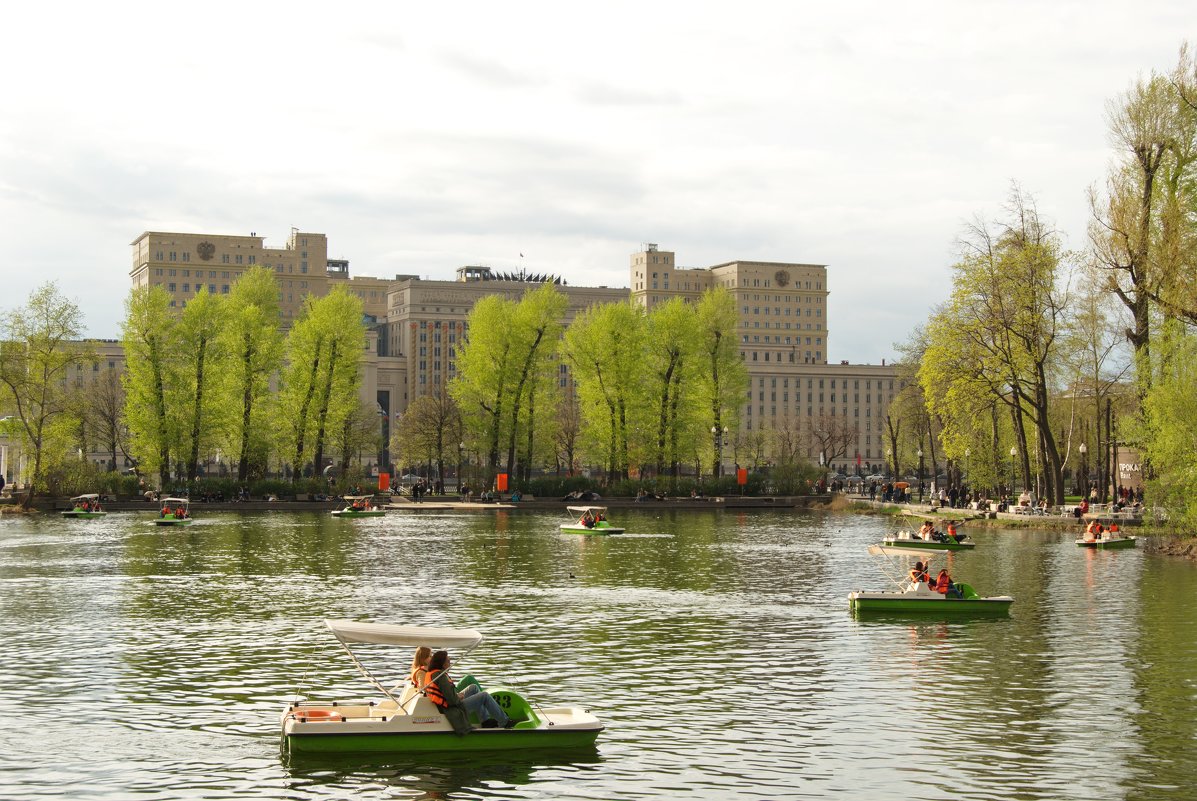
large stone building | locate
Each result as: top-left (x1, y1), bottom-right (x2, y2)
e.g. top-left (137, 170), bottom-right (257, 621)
top-left (129, 229), bottom-right (393, 323)
top-left (629, 244), bottom-right (899, 474)
top-left (56, 229), bottom-right (896, 482)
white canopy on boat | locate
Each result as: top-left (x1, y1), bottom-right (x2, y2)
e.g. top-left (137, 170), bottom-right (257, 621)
top-left (566, 506), bottom-right (607, 515)
top-left (71, 494), bottom-right (100, 501)
top-left (868, 544), bottom-right (949, 558)
top-left (161, 497), bottom-right (190, 505)
top-left (341, 495), bottom-right (374, 501)
top-left (325, 619), bottom-right (483, 650)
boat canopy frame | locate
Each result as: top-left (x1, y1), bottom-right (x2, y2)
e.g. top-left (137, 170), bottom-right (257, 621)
top-left (866, 544), bottom-right (950, 591)
top-left (322, 620), bottom-right (484, 710)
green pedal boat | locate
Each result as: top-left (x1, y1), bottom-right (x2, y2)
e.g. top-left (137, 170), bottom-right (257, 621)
top-left (153, 497), bottom-right (193, 526)
top-left (330, 496), bottom-right (385, 518)
top-left (281, 620), bottom-right (603, 754)
top-left (62, 494), bottom-right (108, 519)
top-left (849, 545), bottom-right (1012, 615)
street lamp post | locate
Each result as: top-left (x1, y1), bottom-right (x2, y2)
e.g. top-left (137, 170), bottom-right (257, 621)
top-left (711, 425), bottom-right (728, 479)
top-left (1009, 445), bottom-right (1018, 496)
top-left (885, 448), bottom-right (892, 480)
top-left (917, 448), bottom-right (924, 501)
top-left (1078, 442), bottom-right (1087, 497)
top-left (458, 442), bottom-right (465, 493)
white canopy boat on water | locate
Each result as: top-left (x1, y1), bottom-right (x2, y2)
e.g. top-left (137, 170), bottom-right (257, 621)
top-left (848, 545), bottom-right (1012, 615)
top-left (153, 497), bottom-right (193, 526)
top-left (882, 516), bottom-right (975, 551)
top-left (62, 494), bottom-right (107, 519)
top-left (281, 620), bottom-right (603, 754)
top-left (330, 495), bottom-right (385, 518)
top-left (560, 506), bottom-right (625, 535)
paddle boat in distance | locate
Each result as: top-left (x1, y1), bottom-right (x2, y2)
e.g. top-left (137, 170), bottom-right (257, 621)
top-left (281, 619), bottom-right (603, 754)
top-left (1076, 523), bottom-right (1137, 549)
top-left (62, 493), bottom-right (108, 519)
top-left (153, 497), bottom-right (193, 526)
top-left (560, 505), bottom-right (624, 535)
top-left (848, 545), bottom-right (1012, 615)
top-left (330, 495), bottom-right (385, 518)
top-left (882, 519), bottom-right (974, 551)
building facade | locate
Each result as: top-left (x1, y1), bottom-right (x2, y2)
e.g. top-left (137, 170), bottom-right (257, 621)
top-left (629, 244), bottom-right (898, 474)
top-left (112, 230), bottom-right (900, 478)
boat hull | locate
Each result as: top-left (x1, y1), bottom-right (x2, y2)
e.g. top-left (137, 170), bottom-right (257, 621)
top-left (286, 726), bottom-right (600, 754)
top-left (1076, 537), bottom-right (1136, 549)
top-left (882, 538), bottom-right (974, 551)
top-left (849, 591), bottom-right (1012, 614)
top-left (331, 510), bottom-right (385, 518)
top-left (282, 691), bottom-right (602, 755)
top-left (560, 524), bottom-right (624, 535)
top-left (153, 517), bottom-right (193, 526)
top-left (62, 511), bottom-right (107, 519)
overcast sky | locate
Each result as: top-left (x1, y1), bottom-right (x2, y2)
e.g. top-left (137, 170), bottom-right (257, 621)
top-left (0, 1), bottom-right (1189, 363)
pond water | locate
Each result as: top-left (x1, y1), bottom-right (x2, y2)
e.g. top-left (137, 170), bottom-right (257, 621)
top-left (1, 508), bottom-right (1195, 800)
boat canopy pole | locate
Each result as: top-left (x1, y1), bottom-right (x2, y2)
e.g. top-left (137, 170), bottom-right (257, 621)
top-left (334, 639), bottom-right (401, 708)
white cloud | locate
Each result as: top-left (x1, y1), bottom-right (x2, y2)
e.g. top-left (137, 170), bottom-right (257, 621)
top-left (0, 0), bottom-right (1189, 363)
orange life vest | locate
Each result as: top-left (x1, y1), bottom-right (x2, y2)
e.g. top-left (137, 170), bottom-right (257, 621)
top-left (1110, 524), bottom-right (1119, 533)
top-left (423, 672), bottom-right (448, 708)
top-left (935, 573), bottom-right (951, 593)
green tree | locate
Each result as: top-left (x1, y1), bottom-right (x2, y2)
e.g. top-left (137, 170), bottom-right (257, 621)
top-left (645, 297), bottom-right (700, 478)
top-left (176, 288), bottom-right (228, 481)
top-left (121, 286), bottom-right (176, 487)
top-left (279, 288), bottom-right (365, 481)
top-left (1140, 322), bottom-right (1197, 528)
top-left (1089, 53), bottom-right (1196, 390)
top-left (922, 188), bottom-right (1072, 502)
top-left (393, 392), bottom-right (462, 488)
top-left (450, 295), bottom-right (517, 486)
top-left (694, 288), bottom-right (747, 476)
top-left (503, 284), bottom-right (567, 478)
top-left (563, 301), bottom-right (645, 482)
top-left (222, 267), bottom-right (283, 481)
top-left (0, 283), bottom-right (90, 507)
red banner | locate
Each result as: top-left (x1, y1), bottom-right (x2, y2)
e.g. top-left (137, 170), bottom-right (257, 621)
top-left (496, 473), bottom-right (509, 491)
top-left (378, 472), bottom-right (390, 491)
top-left (736, 468), bottom-right (747, 486)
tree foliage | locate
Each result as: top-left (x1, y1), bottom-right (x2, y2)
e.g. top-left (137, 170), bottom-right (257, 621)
top-left (0, 283), bottom-right (89, 506)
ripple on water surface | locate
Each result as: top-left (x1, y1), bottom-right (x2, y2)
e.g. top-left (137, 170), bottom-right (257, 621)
top-left (1, 509), bottom-right (1196, 799)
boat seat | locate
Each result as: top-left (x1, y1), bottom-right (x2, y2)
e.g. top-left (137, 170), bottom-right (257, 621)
top-left (403, 694), bottom-right (444, 718)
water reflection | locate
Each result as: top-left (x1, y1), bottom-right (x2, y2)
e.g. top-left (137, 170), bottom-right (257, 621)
top-left (2, 510), bottom-right (1197, 799)
top-left (282, 747), bottom-right (603, 799)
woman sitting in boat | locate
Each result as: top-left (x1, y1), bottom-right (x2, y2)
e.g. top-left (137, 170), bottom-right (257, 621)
top-left (580, 511), bottom-right (595, 528)
top-left (917, 521), bottom-right (934, 540)
top-left (424, 650), bottom-right (512, 733)
top-left (908, 561), bottom-right (929, 586)
top-left (935, 569), bottom-right (963, 599)
top-left (409, 646), bottom-right (431, 689)
top-left (946, 521), bottom-right (965, 543)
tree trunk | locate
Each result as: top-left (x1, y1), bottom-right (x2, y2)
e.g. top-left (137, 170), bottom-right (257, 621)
top-left (237, 333), bottom-right (253, 481)
top-left (312, 339), bottom-right (338, 477)
top-left (291, 344), bottom-right (322, 481)
top-left (186, 335), bottom-right (208, 482)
